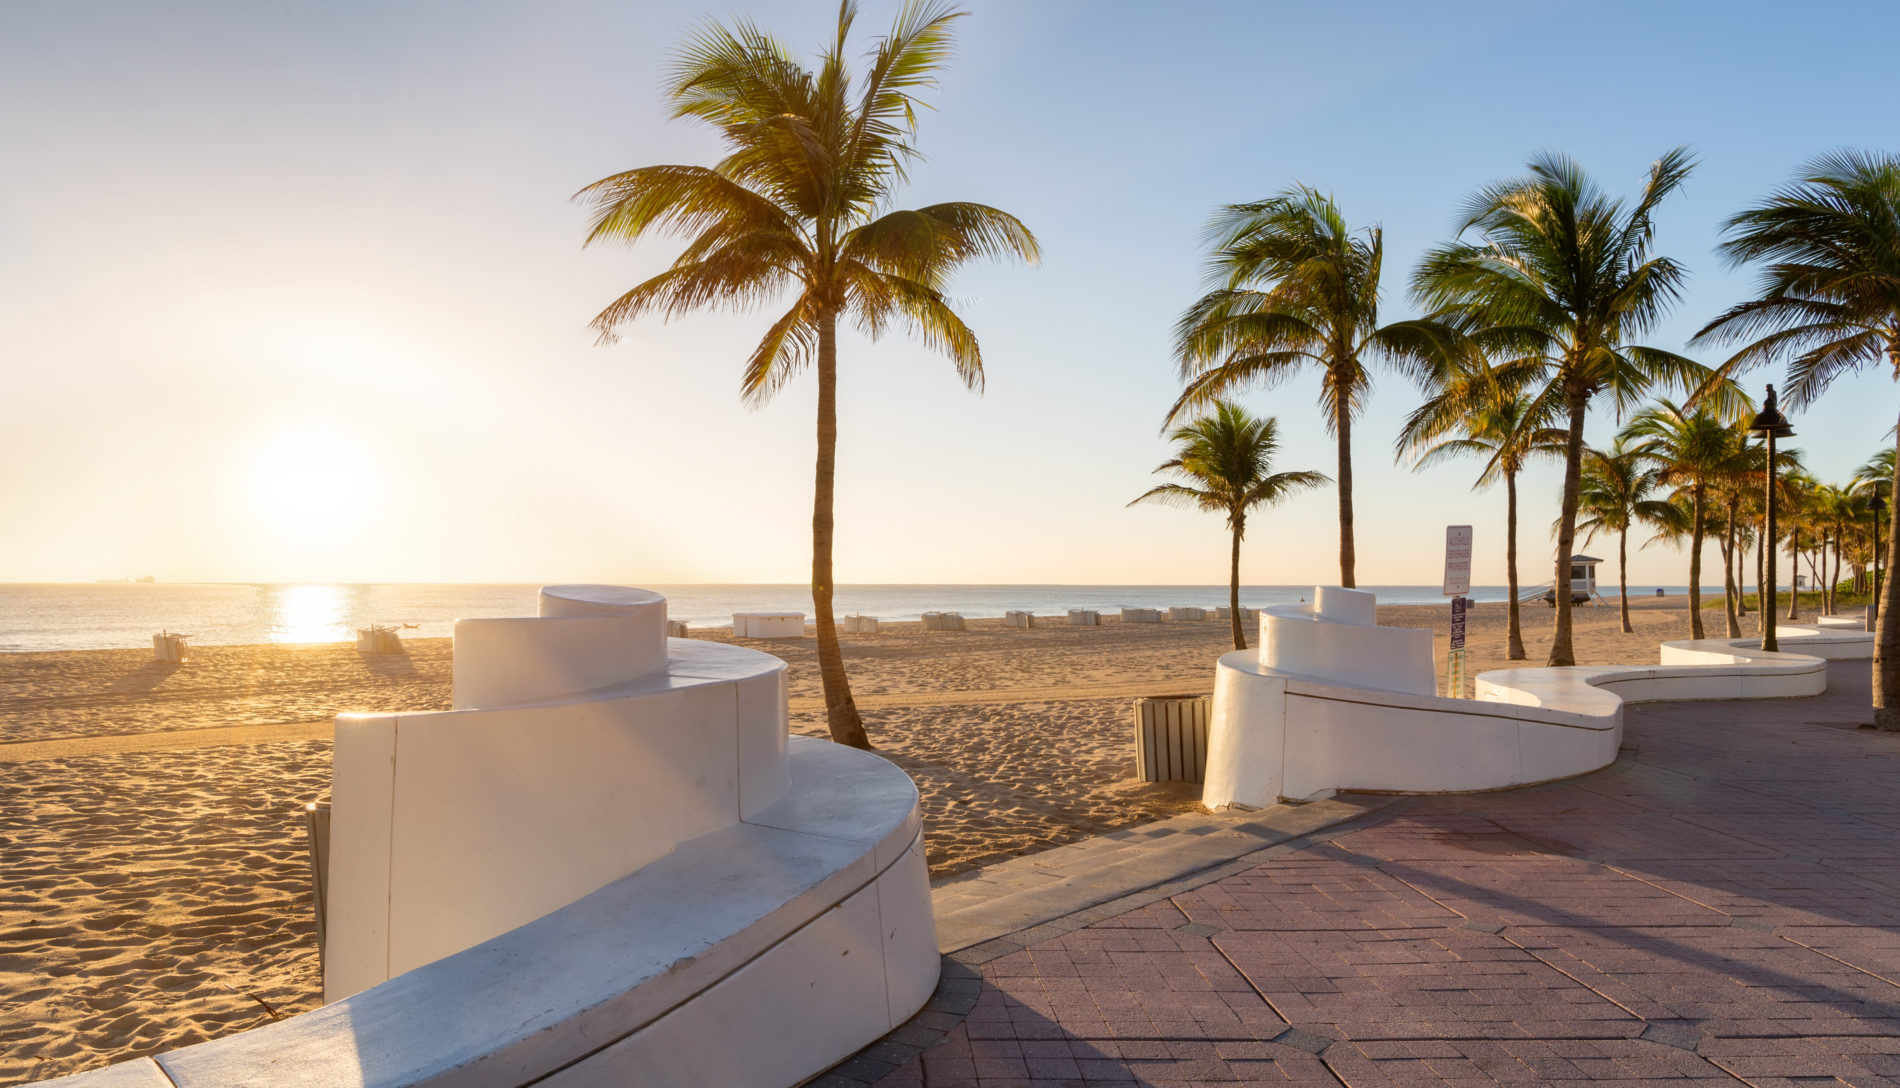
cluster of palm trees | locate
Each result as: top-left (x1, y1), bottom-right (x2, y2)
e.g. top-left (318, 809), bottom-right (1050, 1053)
top-left (574, 0), bottom-right (1900, 740)
top-left (1571, 417), bottom-right (1891, 640)
top-left (1166, 148), bottom-right (1900, 733)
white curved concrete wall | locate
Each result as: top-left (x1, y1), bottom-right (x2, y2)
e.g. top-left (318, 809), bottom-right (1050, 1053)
top-left (1257, 591), bottom-right (1436, 696)
top-left (1204, 587), bottom-right (1867, 810)
top-left (42, 585), bottom-right (938, 1088)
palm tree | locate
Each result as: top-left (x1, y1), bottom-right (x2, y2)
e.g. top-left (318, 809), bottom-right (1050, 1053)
top-left (1130, 402), bottom-right (1327, 649)
top-left (1810, 483), bottom-right (1857, 614)
top-left (1623, 400), bottom-right (1751, 639)
top-left (1170, 188), bottom-right (1456, 587)
top-left (1414, 149), bottom-right (1724, 666)
top-left (1710, 449), bottom-right (1764, 635)
top-left (1398, 356), bottom-right (1565, 659)
top-left (1575, 439), bottom-right (1681, 633)
top-left (1852, 448), bottom-right (1892, 606)
top-left (1692, 150), bottom-right (1900, 727)
top-left (1778, 471), bottom-right (1819, 620)
top-left (575, 2), bottom-right (1039, 749)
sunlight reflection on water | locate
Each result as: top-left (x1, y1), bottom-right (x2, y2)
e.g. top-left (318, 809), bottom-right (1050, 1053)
top-left (267, 584), bottom-right (354, 644)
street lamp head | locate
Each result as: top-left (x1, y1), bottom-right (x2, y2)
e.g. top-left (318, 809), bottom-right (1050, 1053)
top-left (1874, 493), bottom-right (1889, 515)
top-left (1748, 383), bottom-right (1795, 439)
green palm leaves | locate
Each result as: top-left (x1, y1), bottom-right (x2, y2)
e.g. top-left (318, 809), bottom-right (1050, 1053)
top-left (1399, 356), bottom-right (1566, 659)
top-left (1574, 440), bottom-right (1679, 634)
top-left (1172, 187), bottom-right (1458, 587)
top-left (1695, 150), bottom-right (1900, 728)
top-left (1130, 402), bottom-right (1327, 649)
top-left (575, 2), bottom-right (1036, 748)
top-left (1622, 400), bottom-right (1753, 639)
top-left (1415, 149), bottom-right (1718, 666)
top-left (1695, 150), bottom-right (1900, 406)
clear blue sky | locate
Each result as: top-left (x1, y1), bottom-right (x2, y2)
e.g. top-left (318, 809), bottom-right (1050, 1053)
top-left (2, 0), bottom-right (1895, 586)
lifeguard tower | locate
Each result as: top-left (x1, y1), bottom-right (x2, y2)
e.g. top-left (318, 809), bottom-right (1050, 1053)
top-left (1541, 554), bottom-right (1605, 605)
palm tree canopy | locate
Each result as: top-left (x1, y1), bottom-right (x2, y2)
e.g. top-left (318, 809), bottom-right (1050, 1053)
top-left (574, 0), bottom-right (1040, 405)
top-left (1412, 148), bottom-right (1736, 419)
top-left (1694, 150), bottom-right (1900, 407)
top-left (1573, 438), bottom-right (1683, 543)
top-left (1398, 353), bottom-right (1568, 487)
top-left (1854, 445), bottom-right (1897, 496)
top-left (1129, 401), bottom-right (1329, 533)
top-left (1169, 186), bottom-right (1459, 422)
top-left (1622, 399), bottom-right (1753, 494)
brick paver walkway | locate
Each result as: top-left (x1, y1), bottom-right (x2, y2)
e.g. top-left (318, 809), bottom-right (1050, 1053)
top-left (877, 660), bottom-right (1900, 1086)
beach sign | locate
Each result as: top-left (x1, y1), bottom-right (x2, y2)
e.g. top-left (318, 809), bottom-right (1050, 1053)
top-left (1444, 526), bottom-right (1472, 697)
top-left (1442, 525), bottom-right (1473, 597)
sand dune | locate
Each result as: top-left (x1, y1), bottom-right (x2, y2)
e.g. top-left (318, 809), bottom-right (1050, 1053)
top-left (0, 593), bottom-right (1784, 1080)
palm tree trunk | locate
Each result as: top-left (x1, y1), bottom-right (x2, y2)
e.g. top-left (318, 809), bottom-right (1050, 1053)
top-left (1787, 528), bottom-right (1801, 621)
top-left (1688, 485), bottom-right (1705, 640)
top-left (1806, 547), bottom-right (1822, 614)
top-left (1618, 527), bottom-right (1632, 634)
top-left (1549, 391), bottom-right (1588, 666)
top-left (1722, 502), bottom-right (1741, 638)
top-left (1756, 529), bottom-right (1766, 632)
top-left (1229, 517), bottom-right (1246, 651)
top-left (1335, 391), bottom-right (1355, 588)
top-left (812, 309), bottom-right (870, 750)
top-left (1831, 534), bottom-right (1841, 613)
top-left (1875, 400), bottom-right (1900, 730)
top-left (1506, 469), bottom-right (1525, 660)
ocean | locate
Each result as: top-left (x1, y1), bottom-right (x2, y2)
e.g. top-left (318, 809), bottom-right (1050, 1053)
top-left (0, 582), bottom-right (1689, 653)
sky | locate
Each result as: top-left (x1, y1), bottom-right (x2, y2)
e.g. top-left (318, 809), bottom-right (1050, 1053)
top-left (2, 0), bottom-right (1897, 587)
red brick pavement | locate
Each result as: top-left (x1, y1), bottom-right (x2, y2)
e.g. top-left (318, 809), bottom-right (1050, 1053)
top-left (867, 660), bottom-right (1900, 1086)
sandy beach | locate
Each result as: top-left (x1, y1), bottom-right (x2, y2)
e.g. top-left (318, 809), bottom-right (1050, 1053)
top-left (0, 593), bottom-right (1781, 1080)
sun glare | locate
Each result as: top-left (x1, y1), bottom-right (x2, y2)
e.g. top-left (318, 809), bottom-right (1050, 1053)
top-left (267, 583), bottom-right (352, 643)
top-left (242, 421), bottom-right (376, 531)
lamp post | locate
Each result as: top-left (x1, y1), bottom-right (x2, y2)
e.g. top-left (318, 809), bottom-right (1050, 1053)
top-left (1749, 384), bottom-right (1795, 652)
top-left (1871, 491), bottom-right (1887, 631)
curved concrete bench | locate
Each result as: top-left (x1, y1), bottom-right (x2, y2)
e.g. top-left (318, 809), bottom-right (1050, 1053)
top-left (51, 585), bottom-right (936, 1088)
top-left (1767, 621), bottom-right (1876, 659)
top-left (1203, 587), bottom-right (1864, 810)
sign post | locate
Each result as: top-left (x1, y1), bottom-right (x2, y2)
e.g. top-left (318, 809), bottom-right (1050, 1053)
top-left (1443, 526), bottom-right (1472, 698)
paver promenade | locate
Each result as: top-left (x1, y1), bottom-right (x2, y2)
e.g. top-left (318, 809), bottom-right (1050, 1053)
top-left (871, 660), bottom-right (1900, 1086)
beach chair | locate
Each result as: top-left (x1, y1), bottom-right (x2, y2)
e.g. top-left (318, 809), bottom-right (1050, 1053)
top-left (152, 631), bottom-right (189, 663)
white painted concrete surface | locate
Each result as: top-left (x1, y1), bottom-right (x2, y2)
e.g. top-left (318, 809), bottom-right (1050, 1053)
top-left (47, 585), bottom-right (936, 1088)
top-left (1203, 587), bottom-right (1869, 810)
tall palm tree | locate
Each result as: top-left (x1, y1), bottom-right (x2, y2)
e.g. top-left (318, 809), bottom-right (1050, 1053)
top-left (1778, 471), bottom-right (1819, 620)
top-left (1623, 400), bottom-right (1751, 639)
top-left (1692, 150), bottom-right (1900, 727)
top-left (1398, 356), bottom-right (1565, 659)
top-left (1129, 402), bottom-right (1328, 649)
top-left (575, 2), bottom-right (1038, 748)
top-left (1852, 448), bottom-right (1892, 605)
top-left (1710, 447), bottom-right (1765, 635)
top-left (1574, 439), bottom-right (1681, 633)
top-left (1415, 149), bottom-right (1724, 666)
top-left (1171, 188), bottom-right (1456, 587)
